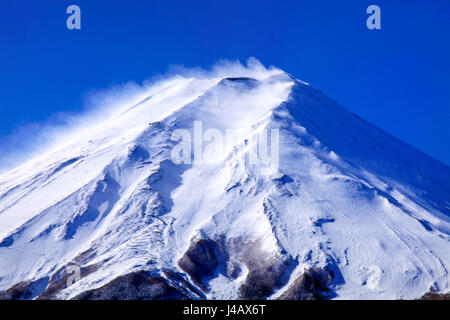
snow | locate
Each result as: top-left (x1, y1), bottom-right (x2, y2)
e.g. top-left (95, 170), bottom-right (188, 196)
top-left (0, 61), bottom-right (449, 300)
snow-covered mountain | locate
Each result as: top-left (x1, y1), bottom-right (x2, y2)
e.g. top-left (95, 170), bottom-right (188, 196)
top-left (0, 61), bottom-right (449, 300)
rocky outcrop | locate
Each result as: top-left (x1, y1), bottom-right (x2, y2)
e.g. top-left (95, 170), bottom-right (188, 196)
top-left (37, 263), bottom-right (100, 300)
top-left (420, 291), bottom-right (450, 300)
top-left (238, 246), bottom-right (296, 300)
top-left (178, 236), bottom-right (304, 300)
top-left (178, 238), bottom-right (228, 290)
top-left (277, 267), bottom-right (334, 300)
top-left (0, 281), bottom-right (34, 300)
top-left (73, 271), bottom-right (189, 300)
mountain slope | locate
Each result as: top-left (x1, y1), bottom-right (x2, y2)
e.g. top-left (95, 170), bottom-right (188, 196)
top-left (0, 64), bottom-right (449, 300)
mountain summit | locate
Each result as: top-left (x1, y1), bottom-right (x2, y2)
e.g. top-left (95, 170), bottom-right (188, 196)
top-left (0, 63), bottom-right (449, 300)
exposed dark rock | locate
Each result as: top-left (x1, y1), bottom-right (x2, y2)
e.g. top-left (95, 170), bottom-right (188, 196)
top-left (163, 269), bottom-right (205, 299)
top-left (218, 77), bottom-right (259, 90)
top-left (0, 258), bottom-right (100, 300)
top-left (0, 276), bottom-right (49, 300)
top-left (72, 248), bottom-right (97, 265)
top-left (223, 77), bottom-right (257, 82)
top-left (178, 238), bottom-right (228, 290)
top-left (0, 281), bottom-right (32, 300)
top-left (72, 271), bottom-right (189, 300)
top-left (37, 263), bottom-right (100, 300)
top-left (239, 258), bottom-right (295, 300)
top-left (277, 267), bottom-right (334, 300)
top-left (420, 291), bottom-right (450, 300)
top-left (238, 241), bottom-right (297, 300)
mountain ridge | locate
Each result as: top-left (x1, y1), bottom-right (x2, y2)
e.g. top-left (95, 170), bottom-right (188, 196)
top-left (0, 65), bottom-right (449, 300)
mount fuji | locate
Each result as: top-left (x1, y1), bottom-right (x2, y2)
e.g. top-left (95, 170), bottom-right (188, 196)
top-left (0, 60), bottom-right (449, 300)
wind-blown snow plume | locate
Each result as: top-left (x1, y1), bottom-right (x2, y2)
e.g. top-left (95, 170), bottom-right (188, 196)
top-left (0, 58), bottom-right (279, 174)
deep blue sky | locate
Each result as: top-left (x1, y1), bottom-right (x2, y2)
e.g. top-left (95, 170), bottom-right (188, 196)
top-left (0, 0), bottom-right (449, 165)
